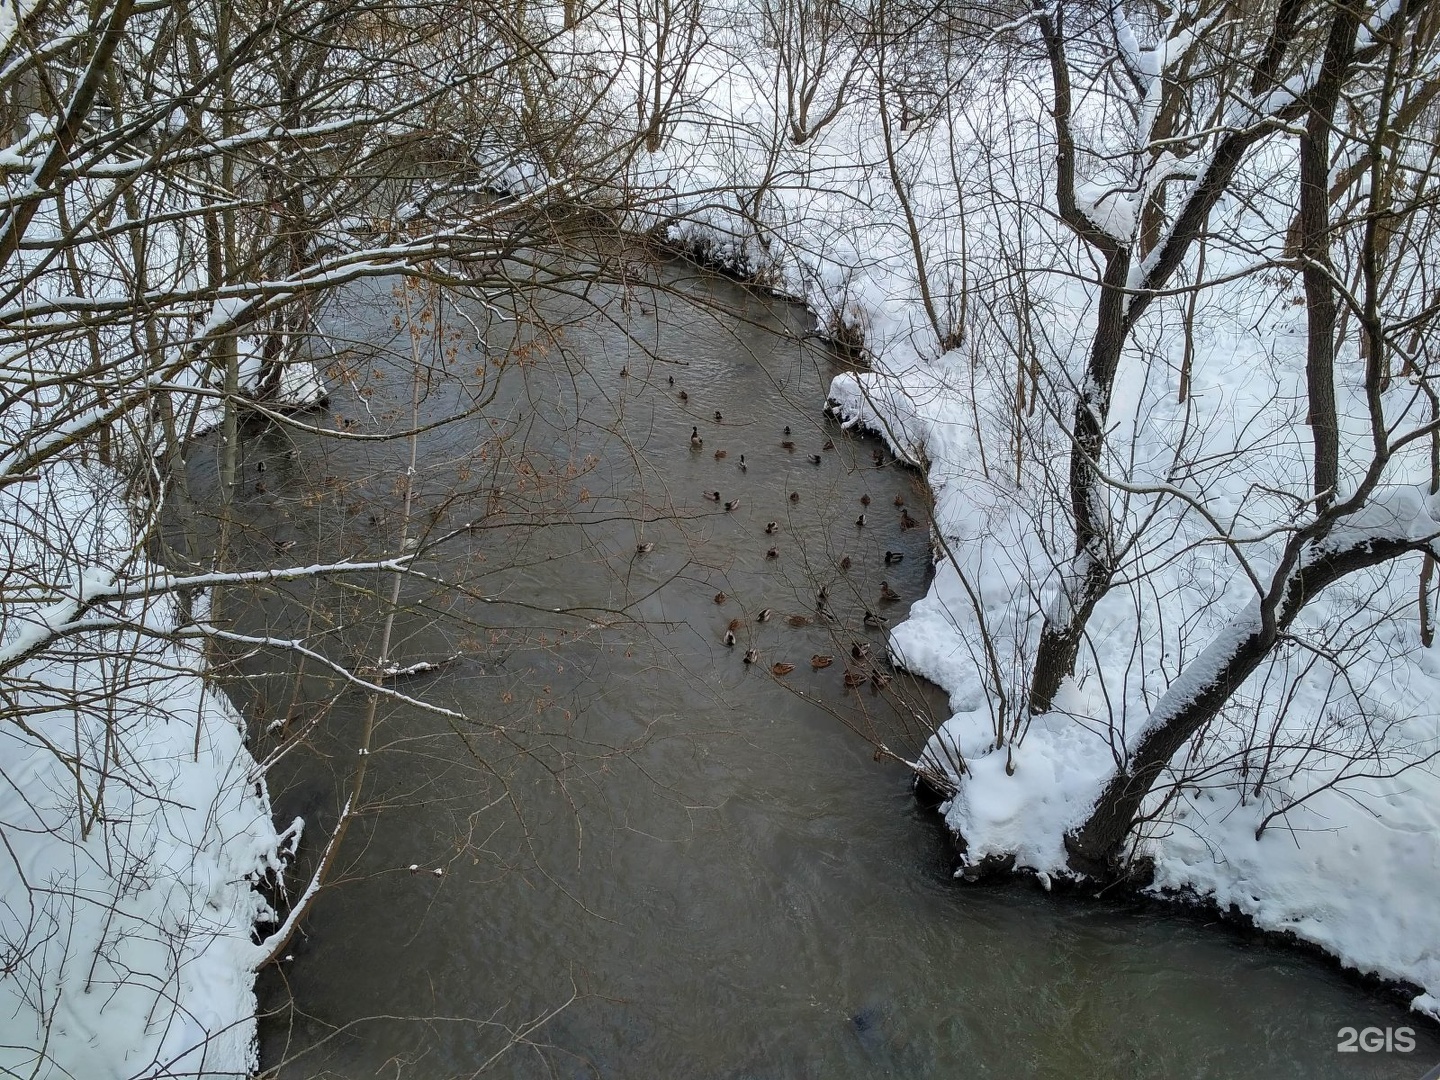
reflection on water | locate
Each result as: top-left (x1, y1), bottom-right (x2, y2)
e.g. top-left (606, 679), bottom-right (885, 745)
top-left (178, 261), bottom-right (1438, 1079)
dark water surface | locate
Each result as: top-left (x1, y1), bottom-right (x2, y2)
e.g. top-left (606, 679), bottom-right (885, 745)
top-left (181, 262), bottom-right (1438, 1079)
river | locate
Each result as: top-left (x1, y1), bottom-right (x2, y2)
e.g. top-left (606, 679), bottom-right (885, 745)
top-left (176, 257), bottom-right (1438, 1079)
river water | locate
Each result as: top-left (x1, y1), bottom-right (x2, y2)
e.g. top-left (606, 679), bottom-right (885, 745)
top-left (179, 259), bottom-right (1438, 1079)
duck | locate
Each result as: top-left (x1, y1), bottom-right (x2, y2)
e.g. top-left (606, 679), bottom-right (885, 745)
top-left (744, 648), bottom-right (760, 665)
top-left (724, 630), bottom-right (736, 647)
top-left (864, 610), bottom-right (888, 627)
top-left (766, 548), bottom-right (779, 559)
top-left (756, 608), bottom-right (772, 622)
top-left (781, 440), bottom-right (796, 450)
top-left (823, 439), bottom-right (834, 450)
top-left (894, 494), bottom-right (905, 506)
top-left (871, 671), bottom-right (892, 690)
top-left (668, 375), bottom-right (674, 386)
top-left (843, 669), bottom-right (866, 688)
top-left (872, 448), bottom-right (884, 465)
top-left (620, 366), bottom-right (629, 377)
top-left (714, 449), bottom-right (727, 459)
top-left (254, 481), bottom-right (266, 494)
top-left (855, 513), bottom-right (866, 527)
top-left (811, 654), bottom-right (834, 669)
top-left (704, 490), bottom-right (721, 501)
top-left (817, 584), bottom-right (829, 606)
top-left (784, 425), bottom-right (791, 436)
top-left (771, 662), bottom-right (795, 676)
top-left (738, 455), bottom-right (747, 472)
top-left (884, 550), bottom-right (904, 564)
top-left (636, 541), bottom-right (655, 554)
top-left (274, 538), bottom-right (296, 553)
top-left (728, 617), bottom-right (742, 632)
top-left (787, 614), bottom-right (812, 627)
top-left (679, 390), bottom-right (689, 401)
top-left (880, 581), bottom-right (901, 602)
top-left (715, 592), bottom-right (727, 604)
top-left (851, 642), bottom-right (871, 660)
top-left (839, 556), bottom-right (851, 571)
top-left (809, 454), bottom-right (822, 465)
top-left (765, 522), bottom-right (778, 534)
top-left (789, 492), bottom-right (800, 503)
top-left (724, 498), bottom-right (740, 511)
top-left (860, 494), bottom-right (871, 506)
top-left (691, 426), bottom-right (703, 449)
top-left (714, 411), bottom-right (723, 422)
top-left (900, 509), bottom-right (919, 529)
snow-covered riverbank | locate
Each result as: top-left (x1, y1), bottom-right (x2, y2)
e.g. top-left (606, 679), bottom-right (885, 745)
top-left (0, 463), bottom-right (290, 1078)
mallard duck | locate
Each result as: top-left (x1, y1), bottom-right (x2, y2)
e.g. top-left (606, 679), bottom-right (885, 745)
top-left (743, 648), bottom-right (760, 665)
top-left (855, 513), bottom-right (866, 527)
top-left (871, 671), bottom-right (892, 690)
top-left (724, 498), bottom-right (740, 511)
top-left (823, 439), bottom-right (834, 450)
top-left (668, 375), bottom-right (675, 386)
top-left (765, 522), bottom-right (778, 534)
top-left (691, 426), bottom-right (703, 449)
top-left (893, 494), bottom-right (905, 506)
top-left (714, 410), bottom-right (723, 422)
top-left (781, 440), bottom-right (795, 450)
top-left (864, 610), bottom-right (888, 627)
top-left (843, 669), bottom-right (866, 688)
top-left (704, 490), bottom-right (721, 501)
top-left (900, 509), bottom-right (919, 529)
top-left (728, 617), bottom-right (742, 632)
top-left (620, 366), bottom-right (629, 377)
top-left (851, 642), bottom-right (871, 660)
top-left (254, 481), bottom-right (266, 494)
top-left (714, 449), bottom-right (727, 459)
top-left (880, 581), bottom-right (901, 602)
top-left (274, 538), bottom-right (296, 553)
top-left (771, 662), bottom-right (794, 676)
top-left (738, 455), bottom-right (747, 472)
top-left (766, 547), bottom-right (779, 559)
top-left (817, 584), bottom-right (829, 606)
top-left (724, 630), bottom-right (736, 647)
top-left (787, 614), bottom-right (811, 627)
top-left (884, 550), bottom-right (904, 564)
top-left (714, 592), bottom-right (727, 604)
top-left (679, 390), bottom-right (689, 401)
top-left (860, 494), bottom-right (871, 506)
top-left (784, 425), bottom-right (791, 436)
top-left (872, 448), bottom-right (884, 465)
top-left (756, 608), bottom-right (772, 622)
top-left (636, 541), bottom-right (655, 554)
top-left (809, 454), bottom-right (822, 465)
top-left (839, 556), bottom-right (851, 571)
top-left (811, 654), bottom-right (833, 669)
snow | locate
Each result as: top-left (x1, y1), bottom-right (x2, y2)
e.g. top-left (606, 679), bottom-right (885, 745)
top-left (0, 464), bottom-right (283, 1078)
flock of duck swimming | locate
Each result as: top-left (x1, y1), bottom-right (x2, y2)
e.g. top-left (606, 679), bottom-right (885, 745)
top-left (635, 373), bottom-right (922, 693)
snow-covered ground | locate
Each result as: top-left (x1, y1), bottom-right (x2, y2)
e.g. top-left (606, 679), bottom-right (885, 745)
top-left (521, 4), bottom-right (1440, 1018)
top-left (0, 463), bottom-right (290, 1079)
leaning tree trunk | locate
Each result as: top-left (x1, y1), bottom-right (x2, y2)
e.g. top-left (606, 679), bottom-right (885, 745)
top-left (1064, 529), bottom-right (1436, 876)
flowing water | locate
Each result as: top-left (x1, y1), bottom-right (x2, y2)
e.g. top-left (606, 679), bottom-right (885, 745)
top-left (178, 259), bottom-right (1439, 1079)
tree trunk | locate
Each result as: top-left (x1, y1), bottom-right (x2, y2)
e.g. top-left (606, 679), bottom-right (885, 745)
top-left (1065, 529), bottom-right (1435, 875)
